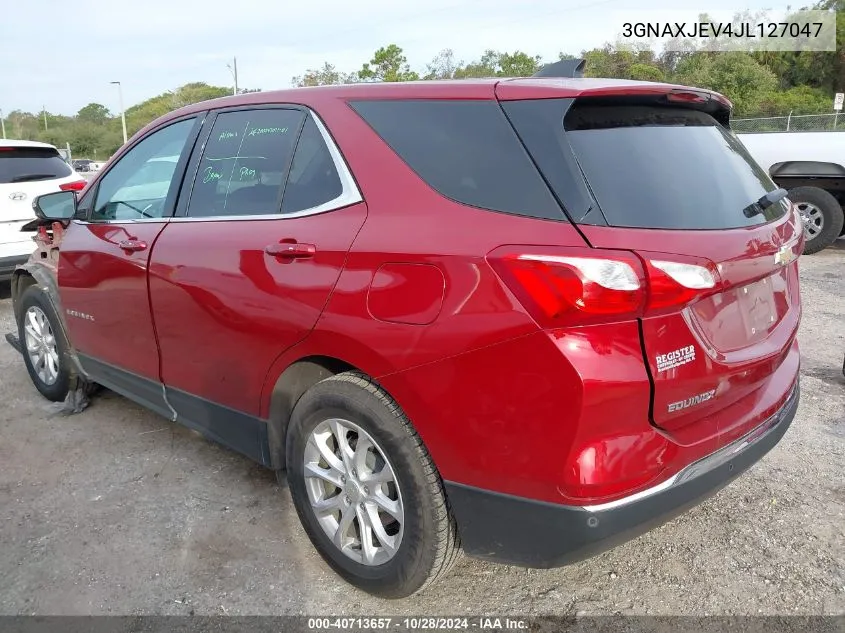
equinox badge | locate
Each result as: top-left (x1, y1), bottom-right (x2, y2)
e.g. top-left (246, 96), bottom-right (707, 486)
top-left (668, 389), bottom-right (716, 413)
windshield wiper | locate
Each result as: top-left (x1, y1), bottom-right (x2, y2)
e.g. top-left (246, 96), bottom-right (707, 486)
top-left (10, 173), bottom-right (59, 183)
top-left (743, 188), bottom-right (788, 218)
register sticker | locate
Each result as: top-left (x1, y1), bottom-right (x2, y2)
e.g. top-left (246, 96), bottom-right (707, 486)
top-left (656, 345), bottom-right (696, 372)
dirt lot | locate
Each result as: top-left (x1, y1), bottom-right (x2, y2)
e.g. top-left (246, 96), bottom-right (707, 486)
top-left (0, 244), bottom-right (843, 617)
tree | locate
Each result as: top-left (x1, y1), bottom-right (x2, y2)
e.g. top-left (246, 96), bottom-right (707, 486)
top-left (76, 103), bottom-right (111, 125)
top-left (358, 45), bottom-right (419, 82)
top-left (292, 62), bottom-right (355, 87)
top-left (497, 51), bottom-right (543, 77)
top-left (674, 52), bottom-right (778, 115)
top-left (424, 49), bottom-right (463, 80)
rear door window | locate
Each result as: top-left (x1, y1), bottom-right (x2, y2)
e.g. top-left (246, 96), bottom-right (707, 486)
top-left (185, 108), bottom-right (304, 218)
top-left (350, 100), bottom-right (565, 221)
top-left (0, 147), bottom-right (72, 183)
top-left (541, 101), bottom-right (784, 230)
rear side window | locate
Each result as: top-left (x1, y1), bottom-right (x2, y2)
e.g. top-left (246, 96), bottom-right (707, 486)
top-left (0, 147), bottom-right (72, 184)
top-left (350, 100), bottom-right (565, 221)
top-left (186, 108), bottom-right (304, 218)
top-left (281, 117), bottom-right (343, 214)
top-left (562, 102), bottom-right (781, 229)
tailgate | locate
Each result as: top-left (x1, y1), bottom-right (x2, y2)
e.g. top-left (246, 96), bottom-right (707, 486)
top-left (502, 94), bottom-right (803, 442)
top-left (582, 217), bottom-right (801, 436)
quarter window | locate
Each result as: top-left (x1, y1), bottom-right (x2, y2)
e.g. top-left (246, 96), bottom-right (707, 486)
top-left (281, 116), bottom-right (344, 214)
top-left (185, 109), bottom-right (304, 218)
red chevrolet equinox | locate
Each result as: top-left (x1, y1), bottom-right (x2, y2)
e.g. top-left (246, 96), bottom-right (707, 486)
top-left (8, 67), bottom-right (802, 598)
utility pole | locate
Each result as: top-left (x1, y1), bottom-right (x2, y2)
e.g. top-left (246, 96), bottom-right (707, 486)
top-left (111, 81), bottom-right (128, 144)
top-left (0, 108), bottom-right (5, 139)
top-left (227, 57), bottom-right (239, 95)
top-left (43, 106), bottom-right (48, 131)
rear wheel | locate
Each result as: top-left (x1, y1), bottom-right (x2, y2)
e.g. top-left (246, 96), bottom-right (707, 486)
top-left (285, 372), bottom-right (460, 598)
top-left (17, 285), bottom-right (70, 402)
top-left (788, 186), bottom-right (843, 255)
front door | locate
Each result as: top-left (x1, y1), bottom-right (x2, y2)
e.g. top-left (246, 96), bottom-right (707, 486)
top-left (149, 107), bottom-right (366, 426)
top-left (59, 116), bottom-right (203, 411)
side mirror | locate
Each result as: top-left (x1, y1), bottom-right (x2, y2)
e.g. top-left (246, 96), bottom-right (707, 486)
top-left (33, 191), bottom-right (77, 222)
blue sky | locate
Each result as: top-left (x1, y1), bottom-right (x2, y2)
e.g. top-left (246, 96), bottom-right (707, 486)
top-left (1, 0), bottom-right (782, 115)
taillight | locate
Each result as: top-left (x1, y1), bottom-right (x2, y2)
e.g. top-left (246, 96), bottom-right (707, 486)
top-left (489, 246), bottom-right (722, 326)
top-left (488, 246), bottom-right (646, 327)
top-left (59, 180), bottom-right (86, 191)
top-left (645, 259), bottom-right (718, 314)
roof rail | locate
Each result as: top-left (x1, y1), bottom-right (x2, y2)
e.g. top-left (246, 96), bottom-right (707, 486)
top-left (532, 59), bottom-right (586, 79)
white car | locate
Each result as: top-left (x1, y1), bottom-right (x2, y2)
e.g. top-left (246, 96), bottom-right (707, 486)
top-left (0, 140), bottom-right (86, 280)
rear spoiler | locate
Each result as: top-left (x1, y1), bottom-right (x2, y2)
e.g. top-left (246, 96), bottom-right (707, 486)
top-left (532, 59), bottom-right (586, 79)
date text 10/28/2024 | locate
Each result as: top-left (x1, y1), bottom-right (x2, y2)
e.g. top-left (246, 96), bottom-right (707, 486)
top-left (307, 617), bottom-right (529, 631)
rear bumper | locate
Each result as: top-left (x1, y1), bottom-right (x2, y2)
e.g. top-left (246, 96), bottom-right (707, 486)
top-left (446, 381), bottom-right (799, 568)
top-left (0, 254), bottom-right (29, 280)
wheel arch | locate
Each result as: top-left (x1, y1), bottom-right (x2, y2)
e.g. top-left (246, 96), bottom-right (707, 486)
top-left (10, 269), bottom-right (38, 322)
top-left (266, 355), bottom-right (361, 471)
top-left (770, 160), bottom-right (845, 180)
top-left (11, 263), bottom-right (90, 381)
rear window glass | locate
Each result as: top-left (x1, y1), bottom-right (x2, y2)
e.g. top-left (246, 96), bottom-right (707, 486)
top-left (562, 103), bottom-right (783, 229)
top-left (0, 147), bottom-right (72, 184)
top-left (350, 100), bottom-right (565, 221)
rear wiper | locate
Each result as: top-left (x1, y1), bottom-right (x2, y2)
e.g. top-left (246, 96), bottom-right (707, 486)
top-left (743, 188), bottom-right (788, 218)
top-left (10, 173), bottom-right (58, 183)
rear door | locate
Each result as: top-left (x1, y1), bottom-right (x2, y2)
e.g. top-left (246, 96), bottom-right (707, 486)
top-left (502, 96), bottom-right (802, 443)
top-left (149, 106), bottom-right (366, 421)
top-left (58, 115), bottom-right (203, 410)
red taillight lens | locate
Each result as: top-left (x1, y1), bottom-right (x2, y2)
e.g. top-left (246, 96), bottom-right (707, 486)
top-left (644, 257), bottom-right (719, 314)
top-left (59, 180), bottom-right (86, 192)
top-left (489, 246), bottom-right (722, 327)
top-left (488, 246), bottom-right (646, 327)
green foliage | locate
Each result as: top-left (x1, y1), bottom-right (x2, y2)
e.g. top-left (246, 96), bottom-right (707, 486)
top-left (7, 9), bottom-right (845, 163)
top-left (359, 45), bottom-right (419, 82)
top-left (292, 62), bottom-right (357, 87)
top-left (5, 82), bottom-right (237, 159)
top-left (674, 52), bottom-right (779, 115)
top-left (76, 103), bottom-right (111, 124)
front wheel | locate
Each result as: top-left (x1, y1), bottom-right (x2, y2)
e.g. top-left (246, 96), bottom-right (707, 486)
top-left (789, 186), bottom-right (844, 255)
top-left (17, 285), bottom-right (70, 402)
top-left (285, 372), bottom-right (460, 598)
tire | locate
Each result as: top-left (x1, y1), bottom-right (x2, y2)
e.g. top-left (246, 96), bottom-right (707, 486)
top-left (17, 285), bottom-right (71, 402)
top-left (285, 372), bottom-right (460, 598)
top-left (788, 186), bottom-right (844, 255)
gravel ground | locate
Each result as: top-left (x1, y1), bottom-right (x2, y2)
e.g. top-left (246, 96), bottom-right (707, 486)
top-left (0, 243), bottom-right (843, 617)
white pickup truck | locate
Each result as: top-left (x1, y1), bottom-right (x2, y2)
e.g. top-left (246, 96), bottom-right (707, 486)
top-left (738, 131), bottom-right (845, 254)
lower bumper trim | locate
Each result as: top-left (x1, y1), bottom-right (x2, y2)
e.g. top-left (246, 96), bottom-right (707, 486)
top-left (445, 382), bottom-right (800, 568)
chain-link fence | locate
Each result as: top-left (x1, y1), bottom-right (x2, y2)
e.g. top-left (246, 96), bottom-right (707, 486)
top-left (732, 113), bottom-right (845, 133)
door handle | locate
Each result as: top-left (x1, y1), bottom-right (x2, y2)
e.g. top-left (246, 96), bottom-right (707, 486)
top-left (118, 239), bottom-right (148, 253)
top-left (265, 241), bottom-right (316, 259)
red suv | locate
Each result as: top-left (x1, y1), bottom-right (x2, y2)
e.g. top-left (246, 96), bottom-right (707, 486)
top-left (8, 71), bottom-right (802, 598)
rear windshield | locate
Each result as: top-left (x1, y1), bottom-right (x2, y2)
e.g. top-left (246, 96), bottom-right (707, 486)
top-left (0, 147), bottom-right (72, 184)
top-left (562, 103), bottom-right (783, 229)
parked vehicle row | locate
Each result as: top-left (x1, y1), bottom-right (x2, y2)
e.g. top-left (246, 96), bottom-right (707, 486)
top-left (6, 73), bottom-right (803, 598)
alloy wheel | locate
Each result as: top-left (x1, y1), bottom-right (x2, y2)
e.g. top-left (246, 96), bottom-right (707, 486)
top-left (303, 418), bottom-right (404, 566)
top-left (796, 201), bottom-right (824, 240)
top-left (23, 306), bottom-right (60, 386)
